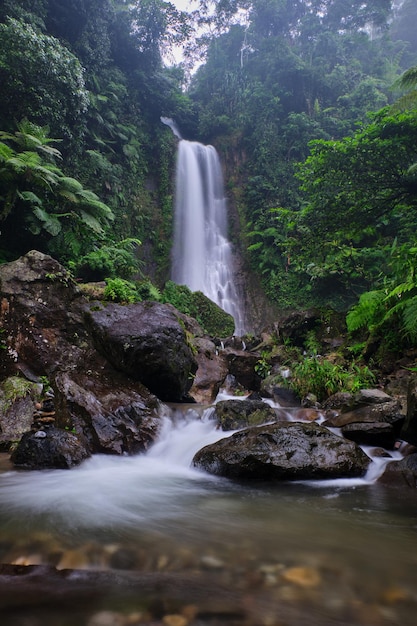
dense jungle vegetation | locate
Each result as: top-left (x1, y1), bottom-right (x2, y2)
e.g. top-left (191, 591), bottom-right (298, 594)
top-left (0, 1), bottom-right (417, 355)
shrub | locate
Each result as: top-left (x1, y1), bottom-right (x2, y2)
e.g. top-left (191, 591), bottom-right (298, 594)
top-left (103, 278), bottom-right (139, 303)
top-left (286, 356), bottom-right (375, 402)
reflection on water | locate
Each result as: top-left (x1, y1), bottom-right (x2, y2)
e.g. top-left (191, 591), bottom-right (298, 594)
top-left (1, 408), bottom-right (417, 625)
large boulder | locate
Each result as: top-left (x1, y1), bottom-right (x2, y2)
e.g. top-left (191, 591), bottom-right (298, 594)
top-left (0, 250), bottom-right (88, 380)
top-left (11, 427), bottom-right (89, 469)
top-left (192, 422), bottom-right (370, 480)
top-left (53, 368), bottom-right (161, 455)
top-left (0, 252), bottom-right (162, 460)
top-left (213, 399), bottom-right (277, 431)
top-left (84, 301), bottom-right (198, 402)
top-left (322, 390), bottom-right (404, 449)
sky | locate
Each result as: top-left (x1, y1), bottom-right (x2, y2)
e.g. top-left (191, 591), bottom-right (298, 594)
top-left (171, 0), bottom-right (194, 11)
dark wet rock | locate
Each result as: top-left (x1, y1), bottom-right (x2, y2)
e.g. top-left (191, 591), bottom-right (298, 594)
top-left (224, 348), bottom-right (262, 391)
top-left (271, 309), bottom-right (322, 347)
top-left (323, 389), bottom-right (396, 415)
top-left (0, 252), bottom-right (162, 459)
top-left (323, 399), bottom-right (404, 433)
top-left (11, 427), bottom-right (90, 469)
top-left (213, 399), bottom-right (277, 431)
top-left (400, 375), bottom-right (417, 446)
top-left (193, 421), bottom-right (370, 480)
top-left (269, 385), bottom-right (301, 407)
top-left (378, 453), bottom-right (417, 488)
top-left (84, 301), bottom-right (198, 402)
top-left (53, 369), bottom-right (160, 455)
top-left (341, 421), bottom-right (397, 449)
top-left (189, 337), bottom-right (229, 404)
top-left (0, 250), bottom-right (88, 380)
top-left (322, 392), bottom-right (354, 413)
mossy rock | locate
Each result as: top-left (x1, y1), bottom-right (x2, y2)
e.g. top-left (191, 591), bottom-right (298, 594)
top-left (191, 291), bottom-right (235, 337)
top-left (162, 281), bottom-right (235, 337)
top-left (213, 399), bottom-right (277, 431)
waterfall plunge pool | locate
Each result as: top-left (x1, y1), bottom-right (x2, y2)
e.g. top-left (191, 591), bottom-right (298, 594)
top-left (0, 404), bottom-right (417, 626)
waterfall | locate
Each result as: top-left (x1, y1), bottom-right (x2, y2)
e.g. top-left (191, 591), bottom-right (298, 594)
top-left (162, 119), bottom-right (245, 335)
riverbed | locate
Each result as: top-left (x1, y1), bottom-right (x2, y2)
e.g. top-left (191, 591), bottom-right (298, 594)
top-left (0, 405), bottom-right (416, 626)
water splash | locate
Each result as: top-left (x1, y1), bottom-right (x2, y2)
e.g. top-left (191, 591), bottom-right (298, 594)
top-left (171, 139), bottom-right (245, 334)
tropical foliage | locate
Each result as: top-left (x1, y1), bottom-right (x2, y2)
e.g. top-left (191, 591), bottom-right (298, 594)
top-left (0, 0), bottom-right (417, 361)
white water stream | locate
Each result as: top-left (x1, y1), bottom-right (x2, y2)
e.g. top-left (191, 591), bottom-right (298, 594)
top-left (0, 399), bottom-right (404, 531)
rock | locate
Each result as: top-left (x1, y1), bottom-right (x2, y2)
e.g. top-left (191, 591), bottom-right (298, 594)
top-left (224, 348), bottom-right (262, 391)
top-left (353, 388), bottom-right (394, 404)
top-left (323, 389), bottom-right (395, 415)
top-left (378, 453), bottom-right (417, 488)
top-left (0, 252), bottom-right (162, 458)
top-left (271, 309), bottom-right (322, 347)
top-left (268, 385), bottom-right (301, 408)
top-left (11, 427), bottom-right (90, 469)
top-left (53, 369), bottom-right (161, 455)
top-left (0, 250), bottom-right (89, 380)
top-left (322, 392), bottom-right (354, 413)
top-left (189, 337), bottom-right (228, 404)
top-left (0, 376), bottom-right (41, 450)
top-left (323, 399), bottom-right (404, 431)
top-left (192, 422), bottom-right (370, 480)
top-left (281, 566), bottom-right (321, 588)
top-left (292, 408), bottom-right (320, 422)
top-left (341, 421), bottom-right (397, 449)
top-left (213, 399), bottom-right (277, 431)
top-left (400, 375), bottom-right (417, 445)
top-left (84, 301), bottom-right (198, 402)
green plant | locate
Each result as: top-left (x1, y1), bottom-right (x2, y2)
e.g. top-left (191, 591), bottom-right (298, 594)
top-left (136, 279), bottom-right (161, 301)
top-left (304, 330), bottom-right (321, 355)
top-left (286, 356), bottom-right (375, 402)
top-left (39, 375), bottom-right (51, 394)
top-left (103, 278), bottom-right (139, 303)
top-left (73, 239), bottom-right (143, 281)
top-left (254, 351), bottom-right (271, 379)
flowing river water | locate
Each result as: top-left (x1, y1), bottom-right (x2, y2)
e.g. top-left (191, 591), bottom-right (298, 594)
top-left (0, 395), bottom-right (417, 625)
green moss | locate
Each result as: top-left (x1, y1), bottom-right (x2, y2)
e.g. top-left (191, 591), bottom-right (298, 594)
top-left (161, 281), bottom-right (235, 337)
top-left (191, 291), bottom-right (235, 337)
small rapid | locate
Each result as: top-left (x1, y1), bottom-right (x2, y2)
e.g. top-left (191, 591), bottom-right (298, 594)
top-left (0, 398), bottom-right (402, 530)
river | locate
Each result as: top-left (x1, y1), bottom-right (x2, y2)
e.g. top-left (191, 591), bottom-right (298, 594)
top-left (0, 398), bottom-right (417, 625)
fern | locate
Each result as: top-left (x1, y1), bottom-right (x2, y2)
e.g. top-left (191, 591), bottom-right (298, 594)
top-left (346, 290), bottom-right (385, 333)
top-left (402, 296), bottom-right (417, 342)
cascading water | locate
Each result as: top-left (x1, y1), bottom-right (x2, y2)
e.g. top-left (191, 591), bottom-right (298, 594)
top-left (162, 118), bottom-right (245, 335)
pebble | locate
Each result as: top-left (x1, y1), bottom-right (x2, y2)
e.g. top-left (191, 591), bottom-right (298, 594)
top-left (281, 565), bottom-right (321, 588)
top-left (162, 615), bottom-right (188, 626)
top-left (200, 554), bottom-right (225, 570)
top-left (87, 611), bottom-right (125, 626)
